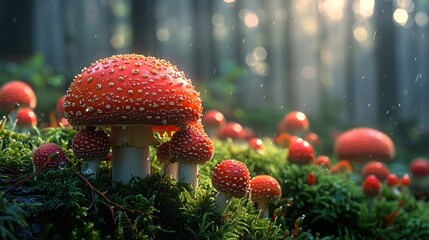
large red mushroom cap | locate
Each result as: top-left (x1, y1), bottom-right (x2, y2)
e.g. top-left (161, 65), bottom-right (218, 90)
top-left (0, 81), bottom-right (37, 111)
top-left (287, 137), bottom-right (315, 165)
top-left (362, 161), bottom-right (390, 181)
top-left (72, 127), bottom-right (111, 160)
top-left (32, 143), bottom-right (69, 171)
top-left (211, 159), bottom-right (251, 198)
top-left (15, 107), bottom-right (37, 129)
top-left (250, 175), bottom-right (282, 204)
top-left (334, 127), bottom-right (395, 163)
top-left (63, 54), bottom-right (202, 127)
top-left (410, 158), bottom-right (429, 178)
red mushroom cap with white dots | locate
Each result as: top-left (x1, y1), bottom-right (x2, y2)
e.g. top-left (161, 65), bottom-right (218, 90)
top-left (0, 81), bottom-right (37, 111)
top-left (63, 54), bottom-right (202, 127)
top-left (32, 143), bottom-right (69, 171)
top-left (218, 122), bottom-right (246, 140)
top-left (287, 137), bottom-right (315, 165)
top-left (71, 127), bottom-right (111, 160)
top-left (156, 141), bottom-right (171, 164)
top-left (211, 159), bottom-right (251, 198)
top-left (250, 175), bottom-right (282, 204)
top-left (169, 123), bottom-right (214, 164)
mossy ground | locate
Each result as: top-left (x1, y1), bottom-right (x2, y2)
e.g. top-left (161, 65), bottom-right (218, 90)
top-left (1, 127), bottom-right (429, 240)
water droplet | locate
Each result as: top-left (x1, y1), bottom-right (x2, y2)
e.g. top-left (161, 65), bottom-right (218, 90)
top-left (260, 84), bottom-right (264, 87)
top-left (94, 34), bottom-right (98, 39)
top-left (368, 103), bottom-right (371, 107)
top-left (280, 105), bottom-right (284, 109)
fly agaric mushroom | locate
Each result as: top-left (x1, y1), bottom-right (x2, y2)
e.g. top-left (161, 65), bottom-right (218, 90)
top-left (287, 137), bottom-right (315, 165)
top-left (202, 109), bottom-right (226, 138)
top-left (334, 127), bottom-right (395, 163)
top-left (386, 173), bottom-right (399, 187)
top-left (250, 175), bottom-right (282, 218)
top-left (169, 123), bottom-right (214, 189)
top-left (72, 127), bottom-right (111, 179)
top-left (363, 174), bottom-right (382, 198)
top-left (15, 107), bottom-right (37, 133)
top-left (156, 141), bottom-right (178, 179)
top-left (410, 158), bottom-right (429, 178)
top-left (278, 111), bottom-right (309, 136)
top-left (211, 159), bottom-right (251, 211)
top-left (218, 122), bottom-right (246, 142)
top-left (362, 161), bottom-right (390, 181)
top-left (248, 137), bottom-right (264, 151)
top-left (314, 155), bottom-right (331, 169)
top-left (32, 143), bottom-right (69, 171)
top-left (0, 80), bottom-right (37, 112)
top-left (64, 54), bottom-right (203, 183)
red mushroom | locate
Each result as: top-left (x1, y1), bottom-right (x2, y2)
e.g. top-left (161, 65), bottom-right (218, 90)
top-left (287, 137), bottom-right (315, 165)
top-left (250, 175), bottom-right (282, 218)
top-left (278, 111), bottom-right (309, 136)
top-left (0, 80), bottom-right (37, 111)
top-left (156, 141), bottom-right (178, 180)
top-left (399, 174), bottom-right (411, 188)
top-left (63, 54), bottom-right (203, 183)
top-left (32, 143), bottom-right (69, 171)
top-left (248, 137), bottom-right (264, 151)
top-left (218, 122), bottom-right (246, 141)
top-left (211, 159), bottom-right (251, 211)
top-left (169, 123), bottom-right (214, 189)
top-left (362, 174), bottom-right (382, 198)
top-left (361, 161), bottom-right (390, 181)
top-left (15, 107), bottom-right (37, 133)
top-left (386, 173), bottom-right (399, 187)
top-left (72, 127), bottom-right (111, 179)
top-left (314, 155), bottom-right (331, 169)
top-left (202, 110), bottom-right (226, 138)
top-left (410, 158), bottom-right (429, 178)
top-left (334, 127), bottom-right (395, 163)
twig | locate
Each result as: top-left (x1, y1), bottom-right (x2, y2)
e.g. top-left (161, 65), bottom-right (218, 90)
top-left (72, 170), bottom-right (151, 217)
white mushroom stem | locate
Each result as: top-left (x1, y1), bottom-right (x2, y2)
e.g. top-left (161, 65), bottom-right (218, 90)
top-left (257, 202), bottom-right (270, 218)
top-left (215, 191), bottom-right (233, 212)
top-left (178, 163), bottom-right (199, 189)
top-left (111, 125), bottom-right (155, 183)
top-left (81, 159), bottom-right (99, 179)
top-left (163, 162), bottom-right (178, 180)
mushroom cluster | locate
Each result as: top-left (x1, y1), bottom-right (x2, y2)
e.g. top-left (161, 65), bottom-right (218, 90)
top-left (64, 54), bottom-right (212, 184)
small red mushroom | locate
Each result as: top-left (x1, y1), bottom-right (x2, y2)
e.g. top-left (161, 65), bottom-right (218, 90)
top-left (399, 174), bottom-right (411, 187)
top-left (314, 155), bottom-right (331, 169)
top-left (202, 110), bottom-right (226, 138)
top-left (169, 123), bottom-right (214, 189)
top-left (250, 175), bottom-right (282, 218)
top-left (156, 141), bottom-right (178, 180)
top-left (63, 54), bottom-right (204, 184)
top-left (362, 161), bottom-right (390, 181)
top-left (248, 137), bottom-right (264, 151)
top-left (218, 122), bottom-right (246, 141)
top-left (287, 137), bottom-right (315, 165)
top-left (211, 159), bottom-right (251, 211)
top-left (334, 127), bottom-right (395, 163)
top-left (0, 80), bottom-right (37, 111)
top-left (307, 171), bottom-right (317, 185)
top-left (278, 111), bottom-right (309, 136)
top-left (410, 158), bottom-right (429, 178)
top-left (386, 173), bottom-right (399, 187)
top-left (32, 143), bottom-right (69, 171)
top-left (15, 107), bottom-right (37, 133)
top-left (363, 174), bottom-right (382, 198)
top-left (72, 127), bottom-right (111, 179)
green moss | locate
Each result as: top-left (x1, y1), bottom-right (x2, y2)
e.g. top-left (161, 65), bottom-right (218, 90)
top-left (2, 128), bottom-right (429, 239)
